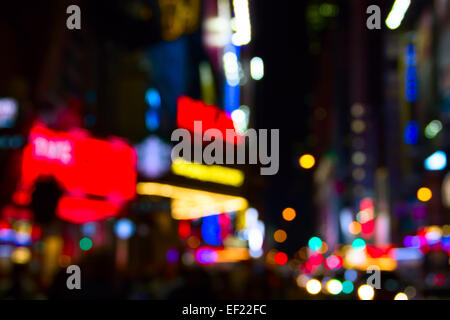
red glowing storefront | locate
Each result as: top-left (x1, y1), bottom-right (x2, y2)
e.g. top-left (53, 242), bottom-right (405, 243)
top-left (15, 122), bottom-right (137, 224)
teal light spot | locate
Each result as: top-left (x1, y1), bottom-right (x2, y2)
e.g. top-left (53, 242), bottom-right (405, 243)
top-left (352, 238), bottom-right (366, 250)
top-left (342, 281), bottom-right (354, 294)
top-left (308, 236), bottom-right (323, 251)
top-left (80, 237), bottom-right (93, 251)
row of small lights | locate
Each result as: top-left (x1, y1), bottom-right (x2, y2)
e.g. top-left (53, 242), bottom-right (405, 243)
top-left (273, 154), bottom-right (413, 300)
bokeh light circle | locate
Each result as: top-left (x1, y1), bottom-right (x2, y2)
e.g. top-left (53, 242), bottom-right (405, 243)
top-left (79, 237), bottom-right (93, 251)
top-left (282, 208), bottom-right (296, 221)
top-left (306, 279), bottom-right (322, 295)
top-left (326, 279), bottom-right (343, 295)
top-left (417, 187), bottom-right (432, 202)
top-left (299, 154), bottom-right (316, 169)
top-left (358, 284), bottom-right (375, 300)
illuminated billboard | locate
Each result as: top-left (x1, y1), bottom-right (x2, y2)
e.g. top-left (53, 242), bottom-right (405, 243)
top-left (18, 122), bottom-right (137, 223)
top-left (176, 96), bottom-right (245, 145)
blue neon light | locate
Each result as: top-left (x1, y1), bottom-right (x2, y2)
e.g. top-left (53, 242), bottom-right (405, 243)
top-left (201, 215), bottom-right (221, 246)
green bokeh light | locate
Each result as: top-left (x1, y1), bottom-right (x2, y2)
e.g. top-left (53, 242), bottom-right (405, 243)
top-left (80, 237), bottom-right (93, 251)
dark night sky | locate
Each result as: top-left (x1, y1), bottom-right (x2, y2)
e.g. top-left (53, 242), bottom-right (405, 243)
top-left (254, 1), bottom-right (315, 253)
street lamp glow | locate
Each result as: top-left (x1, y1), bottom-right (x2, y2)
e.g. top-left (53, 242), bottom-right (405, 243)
top-left (417, 187), bottom-right (432, 202)
top-left (394, 292), bottom-right (408, 300)
top-left (386, 0), bottom-right (411, 30)
top-left (306, 279), bottom-right (322, 295)
top-left (299, 154), bottom-right (316, 169)
top-left (358, 284), bottom-right (375, 300)
top-left (425, 120), bottom-right (443, 139)
top-left (223, 51), bottom-right (240, 87)
top-left (250, 57), bottom-right (264, 80)
top-left (424, 151), bottom-right (447, 171)
top-left (326, 279), bottom-right (343, 295)
top-left (231, 0), bottom-right (251, 46)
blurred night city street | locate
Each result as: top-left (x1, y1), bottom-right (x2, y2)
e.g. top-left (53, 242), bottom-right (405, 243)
top-left (0, 0), bottom-right (449, 304)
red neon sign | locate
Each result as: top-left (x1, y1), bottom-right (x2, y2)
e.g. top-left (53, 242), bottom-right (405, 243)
top-left (19, 123), bottom-right (137, 223)
top-left (177, 96), bottom-right (244, 145)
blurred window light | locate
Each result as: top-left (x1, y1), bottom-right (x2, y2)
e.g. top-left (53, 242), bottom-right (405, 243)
top-left (145, 109), bottom-right (160, 131)
top-left (199, 61), bottom-right (216, 105)
top-left (351, 103), bottom-right (365, 118)
top-left (352, 152), bottom-right (367, 166)
top-left (231, 108), bottom-right (248, 134)
top-left (392, 248), bottom-right (423, 261)
top-left (405, 45), bottom-right (418, 102)
top-left (223, 51), bottom-right (240, 86)
top-left (250, 57), bottom-right (264, 80)
top-left (81, 222), bottom-right (96, 237)
top-left (232, 105), bottom-right (250, 134)
top-left (404, 121), bottom-right (419, 145)
top-left (0, 245), bottom-right (12, 258)
top-left (424, 120), bottom-right (443, 139)
top-left (339, 208), bottom-right (353, 236)
top-left (204, 17), bottom-right (230, 47)
top-left (14, 232), bottom-right (31, 246)
top-left (11, 247), bottom-right (31, 264)
top-left (245, 207), bottom-right (259, 229)
top-left (425, 151), bottom-right (447, 171)
top-left (352, 168), bottom-right (366, 181)
top-left (135, 136), bottom-right (172, 179)
top-left (319, 3), bottom-right (339, 17)
top-left (145, 88), bottom-right (161, 109)
top-left (404, 286), bottom-right (416, 299)
top-left (231, 0), bottom-right (251, 46)
top-left (223, 45), bottom-right (242, 113)
top-left (248, 228), bottom-right (263, 253)
top-left (351, 120), bottom-right (366, 133)
top-left (0, 98), bottom-right (18, 128)
top-left (386, 0), bottom-right (411, 30)
top-left (172, 158), bottom-right (245, 187)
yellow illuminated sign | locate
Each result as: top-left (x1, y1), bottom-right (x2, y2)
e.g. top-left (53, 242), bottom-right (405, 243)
top-left (172, 158), bottom-right (245, 187)
top-left (137, 182), bottom-right (248, 220)
top-left (216, 247), bottom-right (250, 263)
